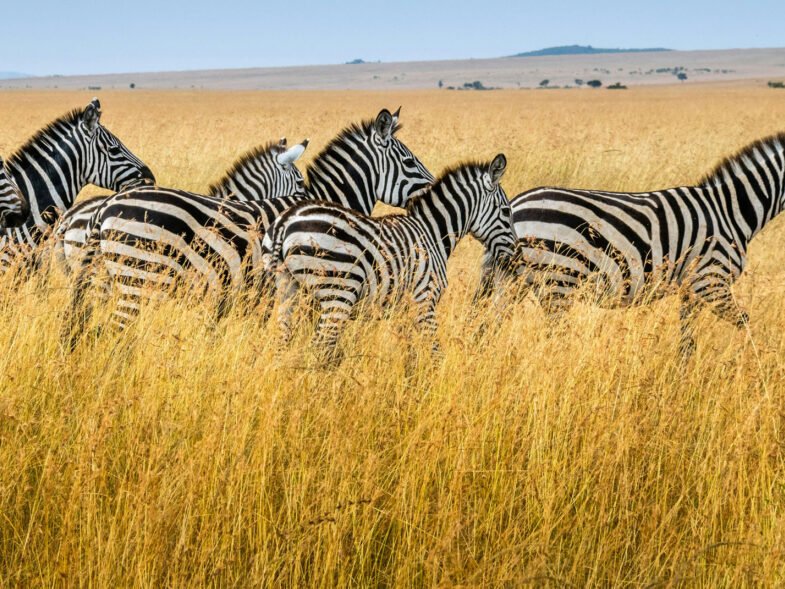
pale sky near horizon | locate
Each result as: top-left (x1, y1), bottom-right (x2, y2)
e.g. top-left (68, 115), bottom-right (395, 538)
top-left (5, 0), bottom-right (784, 76)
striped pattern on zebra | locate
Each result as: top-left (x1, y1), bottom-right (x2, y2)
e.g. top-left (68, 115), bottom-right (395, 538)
top-left (261, 154), bottom-right (514, 361)
top-left (63, 108), bottom-right (434, 346)
top-left (1, 98), bottom-right (154, 269)
top-left (208, 137), bottom-right (308, 200)
top-left (54, 137), bottom-right (308, 273)
top-left (488, 132), bottom-right (785, 358)
top-left (0, 156), bottom-right (29, 230)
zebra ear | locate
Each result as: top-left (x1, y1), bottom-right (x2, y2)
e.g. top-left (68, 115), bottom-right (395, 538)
top-left (277, 141), bottom-right (308, 166)
top-left (488, 154), bottom-right (507, 186)
top-left (374, 109), bottom-right (394, 140)
top-left (279, 137), bottom-right (287, 147)
top-left (82, 100), bottom-right (102, 135)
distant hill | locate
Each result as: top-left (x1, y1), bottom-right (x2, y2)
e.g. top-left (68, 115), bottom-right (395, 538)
top-left (1, 47), bottom-right (782, 91)
top-left (512, 45), bottom-right (671, 58)
top-left (0, 72), bottom-right (30, 79)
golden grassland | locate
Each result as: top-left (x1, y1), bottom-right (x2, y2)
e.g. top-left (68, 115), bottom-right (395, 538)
top-left (1, 85), bottom-right (785, 586)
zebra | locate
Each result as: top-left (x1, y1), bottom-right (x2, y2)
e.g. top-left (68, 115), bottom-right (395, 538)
top-left (54, 137), bottom-right (308, 273)
top-left (1, 98), bottom-right (154, 270)
top-left (0, 156), bottom-right (29, 230)
top-left (261, 154), bottom-right (515, 362)
top-left (480, 132), bottom-right (785, 358)
top-left (63, 107), bottom-right (434, 346)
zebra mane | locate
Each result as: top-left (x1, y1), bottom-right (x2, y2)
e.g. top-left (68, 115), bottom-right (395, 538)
top-left (6, 107), bottom-right (86, 168)
top-left (404, 160), bottom-right (486, 211)
top-left (306, 117), bottom-right (402, 184)
top-left (700, 132), bottom-right (785, 187)
top-left (207, 140), bottom-right (286, 194)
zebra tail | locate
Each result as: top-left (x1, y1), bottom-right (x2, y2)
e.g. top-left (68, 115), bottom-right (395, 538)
top-left (260, 220), bottom-right (287, 280)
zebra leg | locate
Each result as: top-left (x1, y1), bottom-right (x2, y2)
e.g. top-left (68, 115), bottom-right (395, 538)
top-left (274, 269), bottom-right (300, 353)
top-left (470, 268), bottom-right (520, 340)
top-left (678, 293), bottom-right (702, 361)
top-left (213, 286), bottom-right (234, 325)
top-left (531, 282), bottom-right (571, 334)
top-left (250, 268), bottom-right (276, 323)
top-left (415, 287), bottom-right (443, 358)
top-left (311, 294), bottom-right (358, 366)
top-left (108, 277), bottom-right (146, 332)
top-left (62, 256), bottom-right (98, 352)
top-left (704, 286), bottom-right (749, 329)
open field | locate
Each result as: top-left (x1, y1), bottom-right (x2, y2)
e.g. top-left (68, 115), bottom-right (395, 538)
top-left (2, 47), bottom-right (785, 90)
top-left (1, 86), bottom-right (785, 586)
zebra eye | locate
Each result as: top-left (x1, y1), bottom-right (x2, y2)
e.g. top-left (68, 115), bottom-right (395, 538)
top-left (403, 157), bottom-right (416, 166)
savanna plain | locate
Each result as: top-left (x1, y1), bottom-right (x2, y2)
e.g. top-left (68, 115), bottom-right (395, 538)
top-left (1, 86), bottom-right (785, 587)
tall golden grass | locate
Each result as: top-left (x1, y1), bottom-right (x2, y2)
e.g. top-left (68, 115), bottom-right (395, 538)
top-left (1, 86), bottom-right (785, 586)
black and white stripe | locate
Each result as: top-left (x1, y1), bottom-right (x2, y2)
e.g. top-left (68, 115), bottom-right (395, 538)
top-left (1, 98), bottom-right (154, 269)
top-left (208, 137), bottom-right (308, 201)
top-left (54, 137), bottom-right (308, 273)
top-left (63, 108), bottom-right (434, 345)
top-left (488, 133), bottom-right (785, 357)
top-left (0, 156), bottom-right (29, 230)
top-left (262, 155), bottom-right (514, 360)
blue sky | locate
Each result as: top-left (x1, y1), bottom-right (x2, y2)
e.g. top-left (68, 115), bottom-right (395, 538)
top-left (5, 0), bottom-right (785, 76)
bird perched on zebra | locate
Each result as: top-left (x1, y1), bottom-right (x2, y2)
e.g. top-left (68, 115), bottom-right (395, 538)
top-left (0, 98), bottom-right (154, 271)
top-left (63, 108), bottom-right (434, 347)
top-left (480, 132), bottom-right (785, 358)
top-left (0, 156), bottom-right (29, 230)
top-left (54, 137), bottom-right (308, 273)
top-left (262, 154), bottom-right (515, 363)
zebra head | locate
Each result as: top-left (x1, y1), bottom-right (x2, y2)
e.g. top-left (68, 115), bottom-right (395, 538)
top-left (470, 154), bottom-right (517, 298)
top-left (209, 137), bottom-right (309, 201)
top-left (369, 107), bottom-right (434, 207)
top-left (79, 98), bottom-right (155, 191)
top-left (0, 156), bottom-right (29, 229)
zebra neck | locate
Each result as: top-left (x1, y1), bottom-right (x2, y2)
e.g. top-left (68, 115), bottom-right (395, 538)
top-left (6, 134), bottom-right (85, 229)
top-left (408, 187), bottom-right (467, 262)
top-left (700, 140), bottom-right (785, 250)
top-left (305, 152), bottom-right (375, 215)
top-left (705, 165), bottom-right (782, 250)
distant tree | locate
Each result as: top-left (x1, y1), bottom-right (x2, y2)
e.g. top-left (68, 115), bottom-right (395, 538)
top-left (587, 79), bottom-right (602, 88)
top-left (539, 79), bottom-right (550, 87)
top-left (607, 82), bottom-right (628, 90)
top-left (129, 82), bottom-right (136, 89)
top-left (438, 79), bottom-right (443, 89)
top-left (677, 72), bottom-right (688, 82)
top-left (574, 79), bottom-right (584, 86)
top-left (768, 81), bottom-right (785, 88)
